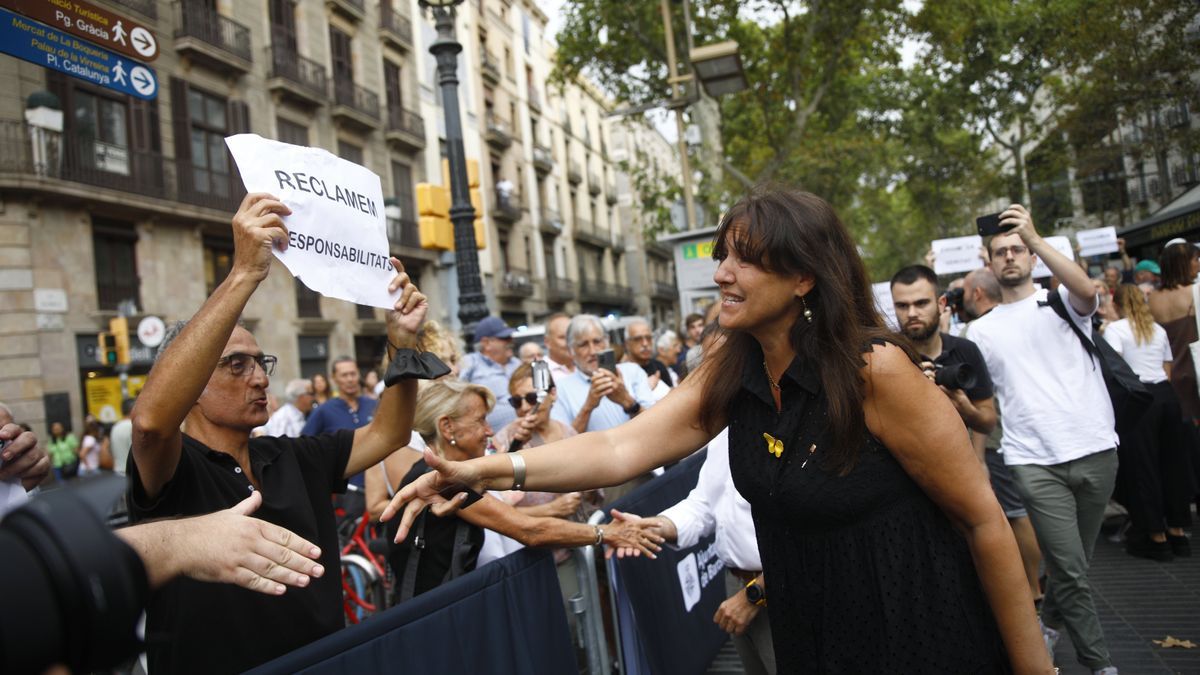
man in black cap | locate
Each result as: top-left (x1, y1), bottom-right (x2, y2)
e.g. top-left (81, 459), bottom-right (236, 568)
top-left (460, 316), bottom-right (522, 430)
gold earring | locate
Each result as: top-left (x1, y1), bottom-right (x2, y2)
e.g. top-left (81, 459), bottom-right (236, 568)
top-left (802, 296), bottom-right (813, 323)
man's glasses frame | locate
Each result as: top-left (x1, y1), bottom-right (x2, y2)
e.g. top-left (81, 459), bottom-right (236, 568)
top-left (993, 245), bottom-right (1029, 259)
top-left (217, 353), bottom-right (278, 378)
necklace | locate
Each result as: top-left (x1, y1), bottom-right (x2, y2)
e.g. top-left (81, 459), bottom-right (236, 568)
top-left (763, 361), bottom-right (781, 391)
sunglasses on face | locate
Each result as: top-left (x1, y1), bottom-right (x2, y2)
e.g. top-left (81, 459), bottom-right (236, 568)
top-left (508, 389), bottom-right (552, 409)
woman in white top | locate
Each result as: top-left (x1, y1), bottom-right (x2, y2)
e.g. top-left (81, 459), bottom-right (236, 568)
top-left (78, 419), bottom-right (103, 476)
top-left (1106, 283), bottom-right (1197, 561)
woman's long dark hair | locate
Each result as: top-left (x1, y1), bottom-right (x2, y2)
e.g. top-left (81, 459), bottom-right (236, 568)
top-left (1159, 242), bottom-right (1197, 290)
top-left (697, 186), bottom-right (907, 475)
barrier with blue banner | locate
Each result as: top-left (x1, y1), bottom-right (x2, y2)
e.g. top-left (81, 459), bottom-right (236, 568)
top-left (248, 548), bottom-right (574, 675)
top-left (605, 450), bottom-right (729, 675)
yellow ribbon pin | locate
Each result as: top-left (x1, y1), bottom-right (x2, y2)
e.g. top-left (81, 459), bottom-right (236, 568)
top-left (763, 432), bottom-right (784, 458)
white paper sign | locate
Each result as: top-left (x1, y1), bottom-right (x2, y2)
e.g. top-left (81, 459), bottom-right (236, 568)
top-left (872, 281), bottom-right (899, 331)
top-left (931, 235), bottom-right (984, 276)
top-left (1076, 226), bottom-right (1119, 258)
top-left (1032, 235), bottom-right (1076, 279)
top-left (225, 134), bottom-right (400, 309)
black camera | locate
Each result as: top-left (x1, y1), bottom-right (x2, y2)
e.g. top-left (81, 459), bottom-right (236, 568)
top-left (942, 287), bottom-right (965, 315)
top-left (0, 476), bottom-right (147, 674)
top-left (934, 363), bottom-right (977, 390)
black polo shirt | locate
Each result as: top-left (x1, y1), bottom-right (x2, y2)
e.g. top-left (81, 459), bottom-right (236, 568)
top-left (926, 332), bottom-right (994, 402)
top-left (127, 431), bottom-right (353, 675)
top-left (639, 358), bottom-right (676, 388)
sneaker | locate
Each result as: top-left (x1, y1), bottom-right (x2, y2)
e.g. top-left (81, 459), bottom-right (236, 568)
top-left (1167, 533), bottom-right (1191, 557)
top-left (1125, 537), bottom-right (1174, 562)
top-left (1041, 620), bottom-right (1060, 659)
top-left (1092, 667), bottom-right (1118, 675)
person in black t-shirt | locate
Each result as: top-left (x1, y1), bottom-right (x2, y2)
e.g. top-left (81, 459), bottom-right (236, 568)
top-left (891, 265), bottom-right (997, 442)
top-left (127, 192), bottom-right (440, 675)
top-left (622, 317), bottom-right (674, 390)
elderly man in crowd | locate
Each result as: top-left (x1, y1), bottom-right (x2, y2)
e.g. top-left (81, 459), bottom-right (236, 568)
top-left (127, 193), bottom-right (436, 674)
top-left (543, 312), bottom-right (575, 383)
top-left (517, 341), bottom-right (544, 364)
top-left (258, 378), bottom-right (315, 438)
top-left (656, 330), bottom-right (684, 385)
top-left (460, 316), bottom-right (522, 431)
top-left (622, 317), bottom-right (674, 399)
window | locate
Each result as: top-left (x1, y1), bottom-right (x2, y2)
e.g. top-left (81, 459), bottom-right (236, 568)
top-left (92, 220), bottom-right (139, 311)
top-left (203, 237), bottom-right (234, 296)
top-left (391, 162), bottom-right (415, 220)
top-left (187, 87), bottom-right (231, 197)
top-left (296, 278), bottom-right (322, 317)
top-left (330, 28), bottom-right (353, 82)
top-left (339, 140), bottom-right (364, 165)
top-left (276, 117), bottom-right (309, 146)
top-left (355, 335), bottom-right (387, 376)
top-left (73, 90), bottom-right (129, 174)
top-left (269, 0), bottom-right (297, 51)
top-left (384, 60), bottom-right (403, 110)
top-left (297, 335), bottom-right (329, 379)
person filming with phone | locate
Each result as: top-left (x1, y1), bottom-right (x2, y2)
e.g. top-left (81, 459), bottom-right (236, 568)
top-left (551, 315), bottom-right (657, 436)
top-left (890, 265), bottom-right (997, 444)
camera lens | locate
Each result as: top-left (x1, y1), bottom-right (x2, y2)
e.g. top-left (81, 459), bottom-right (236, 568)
top-left (935, 363), bottom-right (976, 390)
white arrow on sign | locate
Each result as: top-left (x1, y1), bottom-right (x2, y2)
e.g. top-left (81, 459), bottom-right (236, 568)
top-left (130, 66), bottom-right (156, 97)
top-left (130, 26), bottom-right (157, 59)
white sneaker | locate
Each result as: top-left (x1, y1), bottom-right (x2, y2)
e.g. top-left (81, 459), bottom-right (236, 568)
top-left (1041, 620), bottom-right (1060, 659)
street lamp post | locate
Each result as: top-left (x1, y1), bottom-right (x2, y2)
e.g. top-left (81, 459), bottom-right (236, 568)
top-left (420, 0), bottom-right (489, 343)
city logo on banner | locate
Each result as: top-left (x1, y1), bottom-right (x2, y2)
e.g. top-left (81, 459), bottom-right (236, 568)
top-left (2, 0), bottom-right (159, 61)
top-left (0, 7), bottom-right (158, 99)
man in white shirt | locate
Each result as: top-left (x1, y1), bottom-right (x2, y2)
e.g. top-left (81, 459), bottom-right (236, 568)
top-left (259, 378), bottom-right (314, 438)
top-left (610, 429), bottom-right (773, 675)
top-left (551, 314), bottom-right (656, 435)
top-left (109, 398), bottom-right (136, 476)
top-left (543, 312), bottom-right (574, 384)
top-left (968, 204), bottom-right (1120, 675)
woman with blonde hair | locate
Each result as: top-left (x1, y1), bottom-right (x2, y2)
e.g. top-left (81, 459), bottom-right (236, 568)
top-left (1107, 283), bottom-right (1197, 560)
top-left (385, 379), bottom-right (662, 601)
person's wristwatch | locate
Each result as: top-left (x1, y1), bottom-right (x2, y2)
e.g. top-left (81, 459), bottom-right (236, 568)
top-left (744, 578), bottom-right (766, 607)
top-left (622, 401), bottom-right (641, 416)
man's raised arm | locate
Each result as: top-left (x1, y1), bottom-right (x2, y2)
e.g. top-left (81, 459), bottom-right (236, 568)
top-left (131, 194), bottom-right (291, 499)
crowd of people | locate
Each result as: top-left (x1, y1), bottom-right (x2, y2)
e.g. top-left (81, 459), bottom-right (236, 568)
top-left (4, 186), bottom-right (1198, 675)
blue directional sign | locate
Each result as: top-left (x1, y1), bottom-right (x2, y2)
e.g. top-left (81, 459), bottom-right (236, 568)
top-left (0, 7), bottom-right (157, 100)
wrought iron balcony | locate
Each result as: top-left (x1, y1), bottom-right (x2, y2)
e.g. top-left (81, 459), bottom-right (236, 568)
top-left (485, 114), bottom-right (513, 150)
top-left (327, 0), bottom-right (365, 22)
top-left (386, 107), bottom-right (425, 152)
top-left (567, 161), bottom-right (583, 184)
top-left (498, 270), bottom-right (534, 299)
top-left (546, 276), bottom-right (575, 302)
top-left (333, 81), bottom-right (381, 129)
top-left (528, 88), bottom-right (542, 112)
top-left (387, 216), bottom-right (422, 250)
top-left (380, 6), bottom-right (413, 50)
top-left (532, 144), bottom-right (554, 175)
top-left (579, 279), bottom-right (629, 305)
top-left (267, 41), bottom-right (328, 107)
top-left (492, 190), bottom-right (522, 224)
top-left (175, 4), bottom-right (253, 73)
top-left (606, 178), bottom-right (618, 204)
top-left (481, 52), bottom-right (502, 84)
top-left (652, 280), bottom-right (678, 300)
top-left (540, 207), bottom-right (564, 235)
top-left (588, 171), bottom-right (601, 196)
top-left (573, 217), bottom-right (609, 248)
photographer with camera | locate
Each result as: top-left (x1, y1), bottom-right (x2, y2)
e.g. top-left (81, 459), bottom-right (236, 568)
top-left (891, 265), bottom-right (997, 444)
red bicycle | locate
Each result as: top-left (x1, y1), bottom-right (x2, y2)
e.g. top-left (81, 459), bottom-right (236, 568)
top-left (336, 486), bottom-right (391, 624)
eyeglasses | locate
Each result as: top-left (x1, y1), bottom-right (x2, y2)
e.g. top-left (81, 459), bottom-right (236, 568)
top-left (217, 353), bottom-right (277, 378)
top-left (993, 245), bottom-right (1029, 258)
top-left (508, 389), bottom-right (552, 409)
top-left (626, 335), bottom-right (654, 344)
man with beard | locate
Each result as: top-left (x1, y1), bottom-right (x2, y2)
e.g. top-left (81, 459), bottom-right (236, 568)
top-left (968, 204), bottom-right (1119, 675)
top-left (890, 265), bottom-right (997, 442)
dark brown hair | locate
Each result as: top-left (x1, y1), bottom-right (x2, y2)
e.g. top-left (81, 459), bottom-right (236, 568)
top-left (697, 186), bottom-right (910, 474)
top-left (1159, 242), bottom-right (1197, 290)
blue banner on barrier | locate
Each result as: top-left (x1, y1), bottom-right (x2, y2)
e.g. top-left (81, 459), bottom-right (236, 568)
top-left (606, 450), bottom-right (730, 675)
top-left (248, 549), bottom-right (575, 675)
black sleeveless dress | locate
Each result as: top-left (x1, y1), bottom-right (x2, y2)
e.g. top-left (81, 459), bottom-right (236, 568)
top-left (726, 347), bottom-right (1011, 673)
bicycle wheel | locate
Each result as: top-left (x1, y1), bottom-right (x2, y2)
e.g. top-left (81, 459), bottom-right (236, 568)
top-left (341, 554), bottom-right (385, 623)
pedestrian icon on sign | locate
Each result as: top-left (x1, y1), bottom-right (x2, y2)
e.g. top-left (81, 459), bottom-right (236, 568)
top-left (113, 60), bottom-right (127, 85)
top-left (113, 20), bottom-right (127, 45)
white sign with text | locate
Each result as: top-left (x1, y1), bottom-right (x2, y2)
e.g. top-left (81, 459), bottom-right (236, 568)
top-left (1032, 235), bottom-right (1077, 279)
top-left (225, 134), bottom-right (400, 309)
top-left (931, 235), bottom-right (985, 276)
top-left (1076, 226), bottom-right (1119, 258)
top-left (872, 282), bottom-right (899, 331)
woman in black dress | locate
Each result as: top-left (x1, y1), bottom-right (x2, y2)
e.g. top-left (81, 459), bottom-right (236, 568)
top-left (384, 186), bottom-right (1052, 673)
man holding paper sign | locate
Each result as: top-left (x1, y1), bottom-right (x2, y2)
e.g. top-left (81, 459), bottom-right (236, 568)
top-left (126, 193), bottom-right (451, 674)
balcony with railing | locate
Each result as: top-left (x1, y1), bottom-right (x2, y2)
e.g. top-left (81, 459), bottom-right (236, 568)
top-left (540, 207), bottom-right (564, 235)
top-left (646, 239), bottom-right (673, 259)
top-left (588, 171), bottom-right (601, 196)
top-left (481, 52), bottom-right (502, 84)
top-left (267, 41), bottom-right (328, 107)
top-left (572, 217), bottom-right (609, 248)
top-left (112, 0), bottom-right (156, 18)
top-left (652, 280), bottom-right (678, 300)
top-left (333, 81), bottom-right (381, 130)
top-left (579, 279), bottom-right (629, 306)
top-left (485, 114), bottom-right (513, 150)
top-left (328, 0), bottom-right (365, 21)
top-left (0, 120), bottom-right (250, 215)
top-left (497, 270), bottom-right (535, 299)
top-left (546, 276), bottom-right (575, 302)
top-left (528, 87), bottom-right (542, 113)
top-left (380, 6), bottom-right (413, 50)
top-left (492, 190), bottom-right (522, 225)
top-left (386, 107), bottom-right (425, 152)
top-left (567, 160), bottom-right (583, 185)
top-left (175, 3), bottom-right (252, 73)
top-left (606, 176), bottom-right (618, 204)
top-left (532, 144), bottom-right (553, 175)
top-left (387, 216), bottom-right (422, 250)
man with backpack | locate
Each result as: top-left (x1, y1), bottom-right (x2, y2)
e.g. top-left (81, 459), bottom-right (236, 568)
top-left (969, 204), bottom-right (1120, 675)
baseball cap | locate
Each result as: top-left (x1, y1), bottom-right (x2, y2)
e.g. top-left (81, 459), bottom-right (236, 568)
top-left (474, 316), bottom-right (514, 341)
top-left (1134, 260), bottom-right (1161, 275)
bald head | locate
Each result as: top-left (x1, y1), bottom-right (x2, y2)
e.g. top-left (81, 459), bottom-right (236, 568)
top-left (964, 268), bottom-right (1002, 319)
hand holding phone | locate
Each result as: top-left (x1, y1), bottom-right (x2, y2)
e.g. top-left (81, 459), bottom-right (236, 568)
top-left (597, 349), bottom-right (617, 373)
top-left (976, 212), bottom-right (1013, 237)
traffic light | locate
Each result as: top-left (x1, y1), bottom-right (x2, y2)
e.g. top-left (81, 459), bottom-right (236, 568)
top-left (109, 316), bottom-right (131, 365)
top-left (97, 332), bottom-right (117, 366)
top-left (416, 182), bottom-right (453, 251)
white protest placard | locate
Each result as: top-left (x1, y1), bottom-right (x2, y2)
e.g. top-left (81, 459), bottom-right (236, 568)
top-left (872, 281), bottom-right (899, 331)
top-left (1076, 226), bottom-right (1119, 258)
top-left (225, 134), bottom-right (400, 309)
top-left (1031, 235), bottom-right (1076, 279)
top-left (931, 235), bottom-right (985, 276)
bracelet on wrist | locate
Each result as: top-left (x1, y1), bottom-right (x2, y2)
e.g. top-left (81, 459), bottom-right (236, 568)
top-left (592, 524), bottom-right (604, 547)
top-left (508, 452), bottom-right (526, 491)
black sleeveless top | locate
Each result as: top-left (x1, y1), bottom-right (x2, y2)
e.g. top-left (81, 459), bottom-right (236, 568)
top-left (726, 344), bottom-right (1011, 673)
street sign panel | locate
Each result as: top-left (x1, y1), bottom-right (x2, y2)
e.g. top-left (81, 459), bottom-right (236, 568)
top-left (2, 0), bottom-right (158, 61)
top-left (0, 8), bottom-right (158, 100)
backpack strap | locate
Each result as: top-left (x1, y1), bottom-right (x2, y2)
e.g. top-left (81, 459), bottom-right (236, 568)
top-left (1038, 290), bottom-right (1099, 369)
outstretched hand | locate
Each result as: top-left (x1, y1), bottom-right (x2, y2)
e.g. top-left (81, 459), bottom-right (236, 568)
top-left (386, 257), bottom-right (428, 340)
top-left (602, 516), bottom-right (665, 560)
top-left (381, 449), bottom-right (485, 542)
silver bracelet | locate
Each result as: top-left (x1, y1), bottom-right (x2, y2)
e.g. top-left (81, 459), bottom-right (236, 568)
top-left (593, 524), bottom-right (604, 546)
top-left (508, 452), bottom-right (526, 491)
